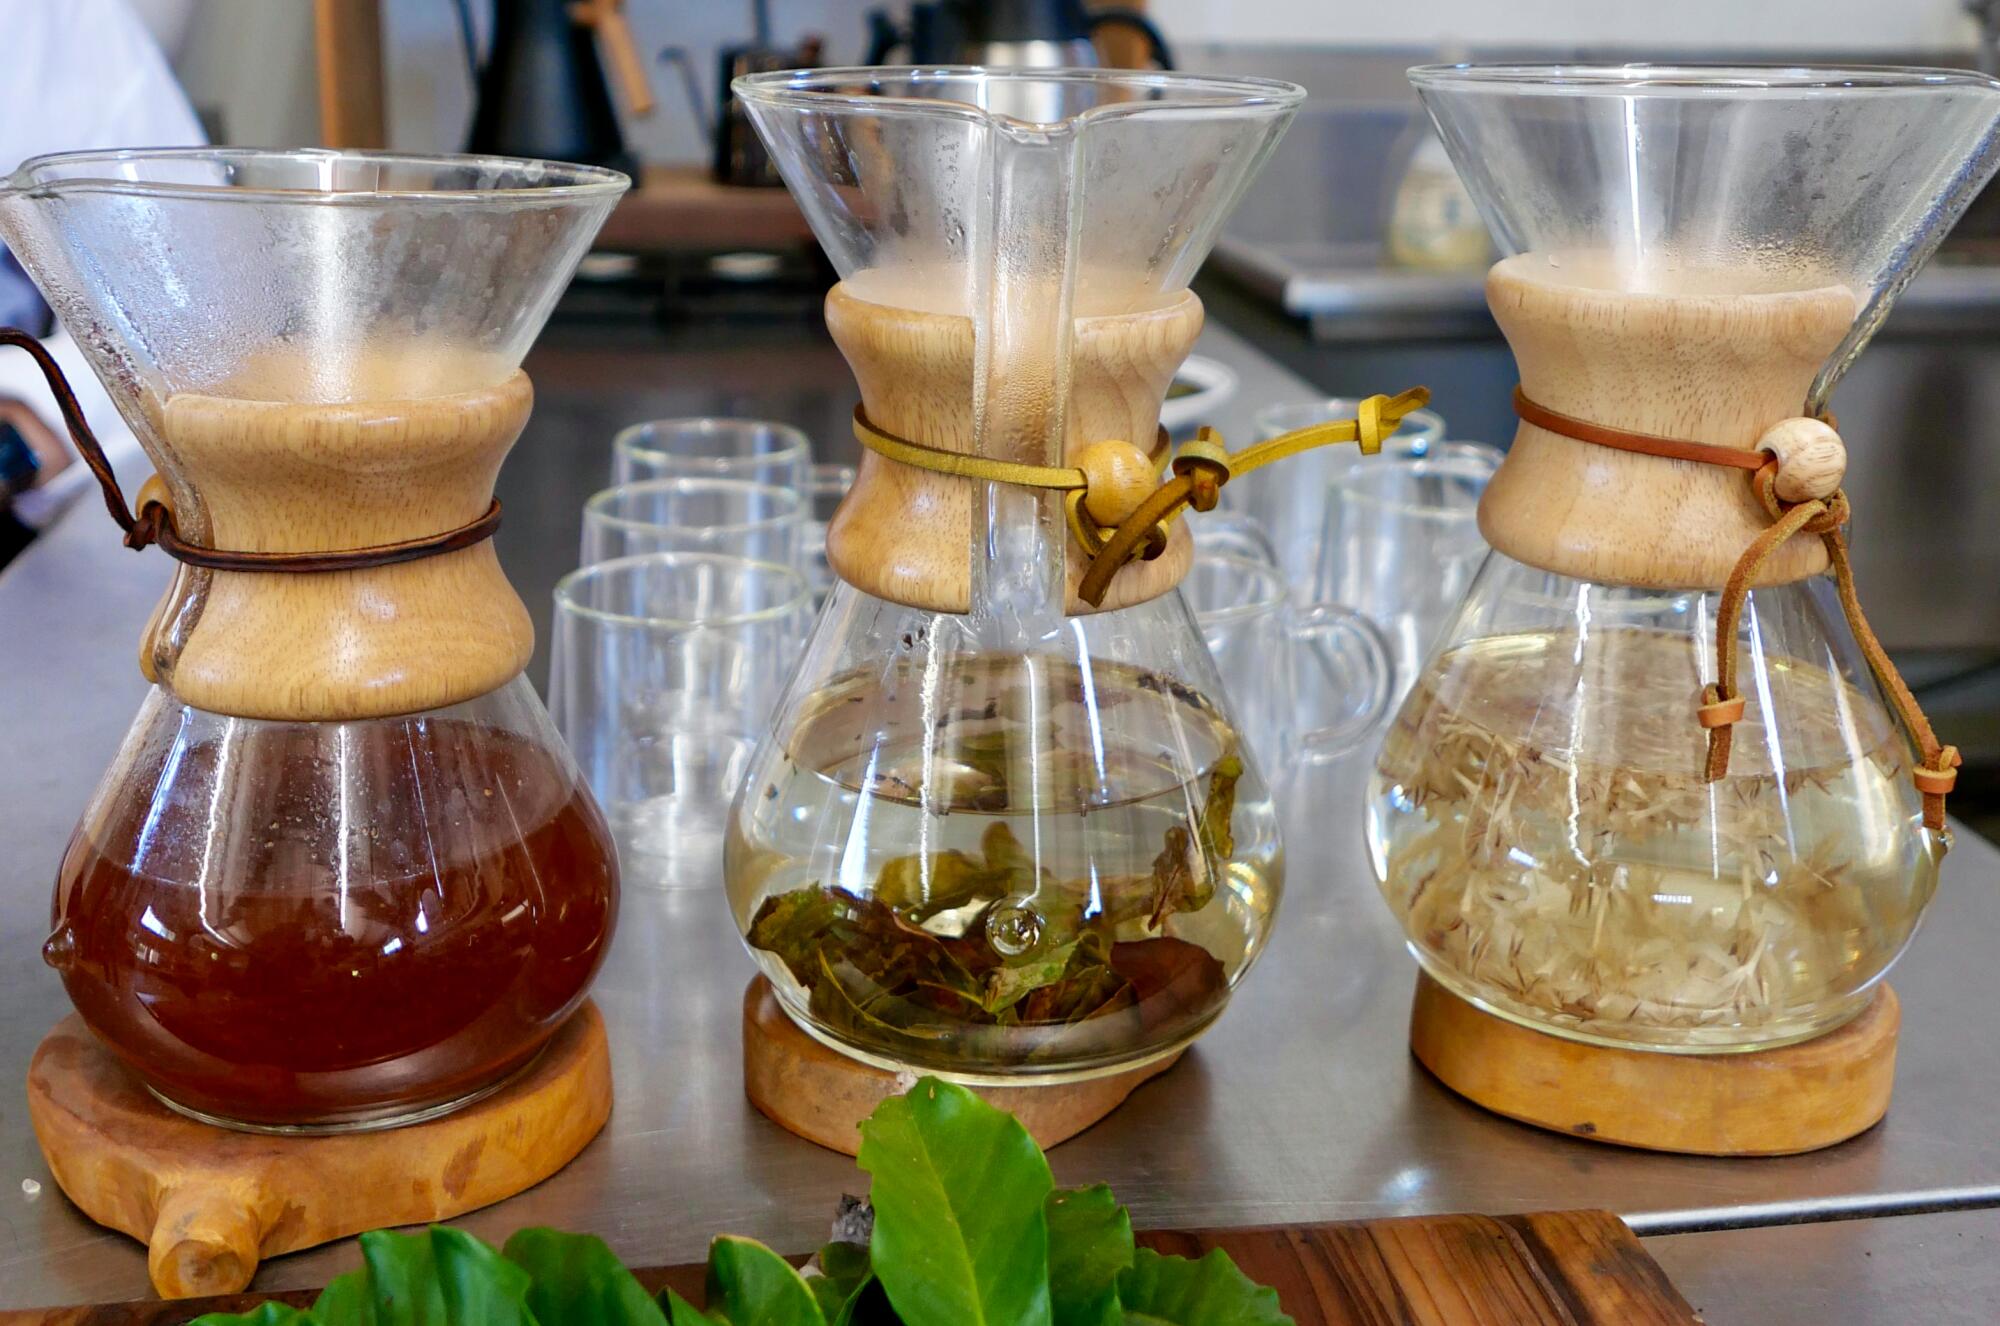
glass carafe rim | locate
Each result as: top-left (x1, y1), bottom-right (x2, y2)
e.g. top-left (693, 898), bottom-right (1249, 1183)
top-left (1409, 62), bottom-right (2000, 96)
top-left (4, 146), bottom-right (629, 205)
top-left (733, 64), bottom-right (1304, 132)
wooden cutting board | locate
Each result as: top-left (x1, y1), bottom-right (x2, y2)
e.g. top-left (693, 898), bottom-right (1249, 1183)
top-left (3, 1210), bottom-right (1698, 1325)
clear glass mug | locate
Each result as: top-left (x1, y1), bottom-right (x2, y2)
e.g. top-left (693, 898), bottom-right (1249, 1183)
top-left (612, 417), bottom-right (811, 491)
top-left (1314, 447), bottom-right (1497, 707)
top-left (1182, 549), bottom-right (1393, 774)
top-left (1222, 398), bottom-right (1449, 590)
top-left (551, 553), bottom-right (811, 889)
top-left (799, 462), bottom-right (856, 605)
top-left (580, 477), bottom-right (804, 566)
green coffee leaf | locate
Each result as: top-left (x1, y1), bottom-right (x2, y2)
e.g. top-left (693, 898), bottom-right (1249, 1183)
top-left (660, 1287), bottom-right (727, 1325)
top-left (857, 1077), bottom-right (1053, 1326)
top-left (831, 1277), bottom-right (898, 1326)
top-left (1115, 1248), bottom-right (1292, 1326)
top-left (357, 1229), bottom-right (450, 1325)
top-left (1045, 1185), bottom-right (1134, 1326)
top-left (311, 1271), bottom-right (374, 1324)
top-left (187, 1304), bottom-right (318, 1326)
top-left (808, 1240), bottom-right (872, 1320)
top-left (704, 1234), bottom-right (827, 1326)
top-left (504, 1227), bottom-right (668, 1325)
top-left (431, 1227), bottom-right (536, 1325)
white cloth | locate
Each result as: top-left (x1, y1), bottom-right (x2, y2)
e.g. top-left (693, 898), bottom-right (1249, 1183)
top-left (0, 0), bottom-right (204, 528)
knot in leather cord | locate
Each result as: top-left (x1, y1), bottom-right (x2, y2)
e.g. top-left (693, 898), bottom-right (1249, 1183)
top-left (0, 327), bottom-right (505, 574)
top-left (1515, 386), bottom-right (1957, 834)
top-left (853, 389), bottom-right (1433, 608)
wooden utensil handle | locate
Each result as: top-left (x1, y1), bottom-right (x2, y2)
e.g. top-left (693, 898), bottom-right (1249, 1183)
top-left (571, 0), bottom-right (655, 116)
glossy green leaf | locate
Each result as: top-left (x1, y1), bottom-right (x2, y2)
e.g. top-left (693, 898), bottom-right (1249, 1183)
top-left (809, 1240), bottom-right (872, 1320)
top-left (187, 1303), bottom-right (318, 1326)
top-left (311, 1271), bottom-right (374, 1325)
top-left (660, 1288), bottom-right (727, 1326)
top-left (857, 1077), bottom-right (1054, 1326)
top-left (1115, 1249), bottom-right (1292, 1326)
top-left (505, 1227), bottom-right (669, 1325)
top-left (431, 1227), bottom-right (536, 1325)
top-left (358, 1229), bottom-right (450, 1325)
top-left (831, 1277), bottom-right (898, 1326)
top-left (704, 1234), bottom-right (827, 1326)
top-left (1044, 1185), bottom-right (1133, 1326)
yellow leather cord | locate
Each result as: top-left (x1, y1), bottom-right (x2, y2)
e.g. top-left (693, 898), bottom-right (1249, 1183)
top-left (850, 386), bottom-right (1432, 605)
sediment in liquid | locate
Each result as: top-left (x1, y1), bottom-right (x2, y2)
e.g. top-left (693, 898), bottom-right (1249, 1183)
top-left (1368, 628), bottom-right (1940, 1049)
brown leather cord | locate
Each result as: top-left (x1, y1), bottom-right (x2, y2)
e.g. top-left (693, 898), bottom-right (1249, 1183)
top-left (1512, 386), bottom-right (1767, 471)
top-left (1516, 385), bottom-right (1959, 832)
top-left (0, 327), bottom-right (503, 573)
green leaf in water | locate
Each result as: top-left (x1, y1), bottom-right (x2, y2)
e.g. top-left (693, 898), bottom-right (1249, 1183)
top-left (504, 1227), bottom-right (668, 1325)
top-left (1045, 1184), bottom-right (1134, 1326)
top-left (704, 1234), bottom-right (827, 1326)
top-left (858, 1077), bottom-right (1054, 1326)
top-left (1115, 1248), bottom-right (1292, 1326)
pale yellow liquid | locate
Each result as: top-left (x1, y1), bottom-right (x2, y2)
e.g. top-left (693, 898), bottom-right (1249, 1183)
top-left (1367, 629), bottom-right (1942, 1050)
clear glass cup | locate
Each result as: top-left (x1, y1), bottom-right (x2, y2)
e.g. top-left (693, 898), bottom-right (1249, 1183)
top-left (581, 477), bottom-right (804, 566)
top-left (551, 553), bottom-right (811, 890)
top-left (799, 462), bottom-right (855, 605)
top-left (1315, 449), bottom-right (1496, 707)
top-left (1222, 398), bottom-right (1449, 590)
top-left (1190, 510), bottom-right (1280, 567)
top-left (1183, 550), bottom-right (1392, 775)
top-left (611, 417), bottom-right (811, 491)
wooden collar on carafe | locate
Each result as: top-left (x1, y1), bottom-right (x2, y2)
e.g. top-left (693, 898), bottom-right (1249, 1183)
top-left (1511, 386), bottom-right (1961, 832)
top-left (0, 329), bottom-right (505, 574)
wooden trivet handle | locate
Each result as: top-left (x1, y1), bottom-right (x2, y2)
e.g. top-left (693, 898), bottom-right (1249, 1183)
top-left (149, 1184), bottom-right (263, 1298)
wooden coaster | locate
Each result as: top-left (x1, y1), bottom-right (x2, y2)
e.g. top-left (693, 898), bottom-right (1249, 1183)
top-left (1409, 973), bottom-right (1899, 1156)
top-left (741, 976), bottom-right (1181, 1155)
top-left (27, 1002), bottom-right (612, 1299)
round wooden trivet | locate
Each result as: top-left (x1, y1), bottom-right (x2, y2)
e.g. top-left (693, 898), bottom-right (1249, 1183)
top-left (741, 975), bottom-right (1182, 1156)
top-left (27, 1001), bottom-right (612, 1299)
top-left (1409, 973), bottom-right (1898, 1156)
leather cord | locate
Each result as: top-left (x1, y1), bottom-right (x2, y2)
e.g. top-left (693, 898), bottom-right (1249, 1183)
top-left (852, 386), bottom-right (1432, 606)
top-left (1515, 387), bottom-right (1959, 832)
top-left (0, 327), bottom-right (503, 573)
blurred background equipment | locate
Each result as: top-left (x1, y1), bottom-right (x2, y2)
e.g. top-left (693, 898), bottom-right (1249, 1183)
top-left (865, 0), bottom-right (1172, 68)
top-left (463, 0), bottom-right (653, 169)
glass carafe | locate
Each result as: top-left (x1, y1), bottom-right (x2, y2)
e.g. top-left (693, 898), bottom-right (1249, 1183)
top-left (1368, 66), bottom-right (2000, 1051)
top-left (4, 149), bottom-right (628, 1129)
top-left (726, 69), bottom-right (1303, 1081)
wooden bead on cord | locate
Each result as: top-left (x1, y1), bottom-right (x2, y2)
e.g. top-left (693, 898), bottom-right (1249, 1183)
top-left (1757, 417), bottom-right (1846, 503)
top-left (1075, 438), bottom-right (1157, 526)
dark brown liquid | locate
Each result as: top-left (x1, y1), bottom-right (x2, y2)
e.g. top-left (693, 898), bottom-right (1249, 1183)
top-left (48, 718), bottom-right (617, 1129)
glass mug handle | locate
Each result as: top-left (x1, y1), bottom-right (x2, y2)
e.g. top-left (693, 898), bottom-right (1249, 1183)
top-left (1286, 601), bottom-right (1393, 761)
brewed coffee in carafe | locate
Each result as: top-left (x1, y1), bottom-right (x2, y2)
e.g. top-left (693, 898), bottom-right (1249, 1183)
top-left (1368, 66), bottom-right (2000, 1052)
top-left (726, 69), bottom-right (1303, 1080)
top-left (3, 149), bottom-right (628, 1130)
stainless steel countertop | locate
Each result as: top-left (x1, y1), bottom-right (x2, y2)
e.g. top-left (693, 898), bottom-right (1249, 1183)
top-left (2, 322), bottom-right (1997, 1316)
top-left (1647, 1207), bottom-right (2000, 1325)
